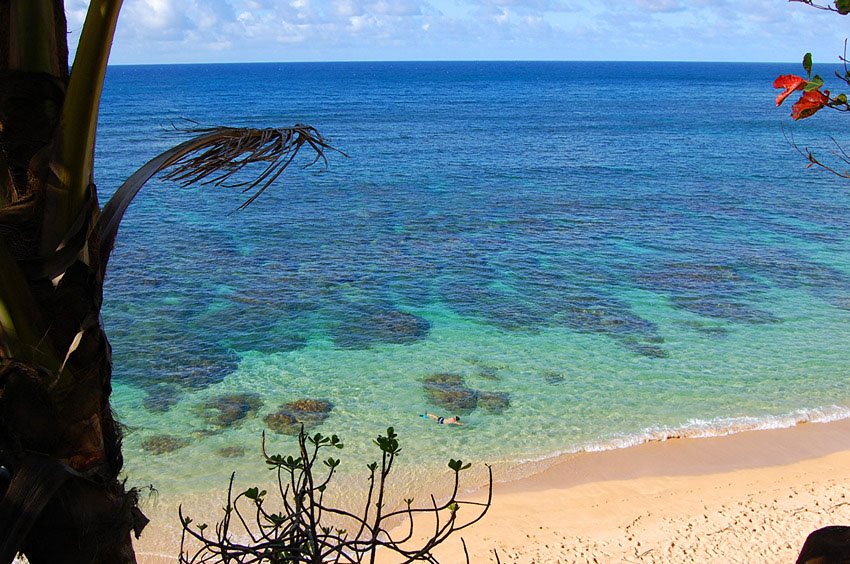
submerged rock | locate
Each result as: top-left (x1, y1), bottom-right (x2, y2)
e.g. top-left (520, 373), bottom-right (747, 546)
top-left (332, 305), bottom-right (431, 349)
top-left (562, 294), bottom-right (668, 357)
top-left (680, 320), bottom-right (730, 337)
top-left (113, 324), bottom-right (240, 393)
top-left (672, 296), bottom-right (778, 324)
top-left (264, 398), bottom-right (334, 435)
top-left (478, 391), bottom-right (511, 414)
top-left (263, 412), bottom-right (299, 435)
top-left (217, 446), bottom-right (246, 458)
top-left (542, 372), bottom-right (565, 385)
top-left (177, 348), bottom-right (241, 389)
top-left (422, 374), bottom-right (478, 414)
top-left (141, 434), bottom-right (189, 455)
top-left (626, 342), bottom-right (670, 359)
top-left (143, 384), bottom-right (182, 413)
top-left (196, 393), bottom-right (263, 429)
top-left (440, 282), bottom-right (549, 331)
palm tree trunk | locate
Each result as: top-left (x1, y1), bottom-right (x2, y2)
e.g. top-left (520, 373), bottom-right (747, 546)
top-left (0, 2), bottom-right (145, 562)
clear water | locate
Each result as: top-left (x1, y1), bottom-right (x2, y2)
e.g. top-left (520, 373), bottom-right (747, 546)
top-left (96, 62), bottom-right (850, 500)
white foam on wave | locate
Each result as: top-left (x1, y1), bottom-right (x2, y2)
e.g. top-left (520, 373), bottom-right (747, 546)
top-left (513, 404), bottom-right (850, 466)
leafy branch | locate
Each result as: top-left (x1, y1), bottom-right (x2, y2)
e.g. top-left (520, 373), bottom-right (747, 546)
top-left (179, 427), bottom-right (493, 563)
top-left (789, 0), bottom-right (850, 14)
top-left (775, 45), bottom-right (850, 177)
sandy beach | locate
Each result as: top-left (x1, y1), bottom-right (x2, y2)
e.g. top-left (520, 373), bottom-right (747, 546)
top-left (428, 418), bottom-right (850, 563)
top-left (134, 418), bottom-right (850, 563)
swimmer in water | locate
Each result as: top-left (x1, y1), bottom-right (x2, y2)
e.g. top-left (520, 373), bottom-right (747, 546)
top-left (420, 413), bottom-right (463, 426)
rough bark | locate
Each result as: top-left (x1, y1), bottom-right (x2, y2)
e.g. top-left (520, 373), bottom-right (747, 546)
top-left (0, 2), bottom-right (144, 562)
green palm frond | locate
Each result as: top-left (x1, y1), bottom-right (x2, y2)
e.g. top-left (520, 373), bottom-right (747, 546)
top-left (47, 0), bottom-right (120, 256)
top-left (98, 124), bottom-right (343, 262)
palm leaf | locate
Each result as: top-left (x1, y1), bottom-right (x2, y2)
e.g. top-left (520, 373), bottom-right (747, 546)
top-left (98, 124), bottom-right (342, 263)
top-left (46, 0), bottom-right (120, 258)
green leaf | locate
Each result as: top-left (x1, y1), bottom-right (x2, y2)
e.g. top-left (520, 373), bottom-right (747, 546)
top-left (268, 513), bottom-right (287, 526)
top-left (243, 487), bottom-right (266, 502)
top-left (52, 0), bottom-right (122, 255)
top-left (805, 75), bottom-right (824, 91)
top-left (836, 0), bottom-right (850, 15)
top-left (836, 93), bottom-right (848, 105)
top-left (803, 52), bottom-right (813, 78)
top-left (324, 457), bottom-right (340, 469)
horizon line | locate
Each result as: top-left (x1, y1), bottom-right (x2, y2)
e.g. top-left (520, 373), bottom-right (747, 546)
top-left (106, 58), bottom-right (807, 67)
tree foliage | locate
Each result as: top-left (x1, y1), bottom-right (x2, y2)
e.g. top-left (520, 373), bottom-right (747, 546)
top-left (179, 427), bottom-right (493, 563)
top-left (775, 1), bottom-right (850, 176)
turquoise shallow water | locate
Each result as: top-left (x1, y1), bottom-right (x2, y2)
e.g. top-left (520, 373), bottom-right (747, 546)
top-left (96, 62), bottom-right (850, 501)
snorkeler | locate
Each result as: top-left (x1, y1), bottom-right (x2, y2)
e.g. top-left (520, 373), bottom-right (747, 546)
top-left (420, 413), bottom-right (463, 426)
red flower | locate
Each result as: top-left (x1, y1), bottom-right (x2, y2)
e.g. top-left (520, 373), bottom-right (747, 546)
top-left (791, 89), bottom-right (830, 120)
top-left (773, 74), bottom-right (807, 106)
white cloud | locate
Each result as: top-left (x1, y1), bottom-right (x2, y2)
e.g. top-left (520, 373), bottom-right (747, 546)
top-left (61, 0), bottom-right (850, 63)
top-left (633, 0), bottom-right (683, 13)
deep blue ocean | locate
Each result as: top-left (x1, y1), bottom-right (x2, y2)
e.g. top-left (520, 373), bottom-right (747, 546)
top-left (94, 62), bottom-right (850, 500)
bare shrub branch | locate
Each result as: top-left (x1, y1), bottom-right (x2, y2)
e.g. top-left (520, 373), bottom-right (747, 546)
top-left (179, 427), bottom-right (492, 563)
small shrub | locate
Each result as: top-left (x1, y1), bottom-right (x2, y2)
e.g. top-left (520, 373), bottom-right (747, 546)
top-left (179, 426), bottom-right (492, 563)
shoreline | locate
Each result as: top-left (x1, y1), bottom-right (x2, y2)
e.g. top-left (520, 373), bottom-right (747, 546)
top-left (428, 417), bottom-right (850, 562)
top-left (134, 417), bottom-right (850, 562)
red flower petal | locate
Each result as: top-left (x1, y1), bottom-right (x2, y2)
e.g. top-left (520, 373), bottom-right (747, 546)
top-left (774, 74), bottom-right (807, 106)
top-left (791, 89), bottom-right (830, 120)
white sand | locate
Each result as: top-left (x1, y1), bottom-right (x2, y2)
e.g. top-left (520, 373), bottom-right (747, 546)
top-left (134, 418), bottom-right (850, 563)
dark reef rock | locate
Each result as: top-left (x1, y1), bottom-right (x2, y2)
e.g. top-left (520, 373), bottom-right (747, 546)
top-left (176, 348), bottom-right (241, 389)
top-left (672, 296), bottom-right (778, 324)
top-left (477, 391), bottom-right (511, 414)
top-left (141, 434), bottom-right (189, 455)
top-left (422, 374), bottom-right (478, 414)
top-left (440, 282), bottom-right (548, 331)
top-left (332, 305), bottom-right (431, 349)
top-left (196, 393), bottom-right (263, 429)
top-left (263, 412), bottom-right (299, 435)
top-left (264, 398), bottom-right (334, 435)
top-left (112, 323), bottom-right (240, 393)
top-left (217, 446), bottom-right (246, 458)
top-left (476, 367), bottom-right (501, 381)
top-left (542, 372), bottom-right (565, 385)
top-left (143, 384), bottom-right (182, 413)
top-left (624, 341), bottom-right (670, 359)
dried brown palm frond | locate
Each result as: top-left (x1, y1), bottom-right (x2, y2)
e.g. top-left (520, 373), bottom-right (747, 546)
top-left (98, 124), bottom-right (344, 265)
top-left (164, 123), bottom-right (344, 208)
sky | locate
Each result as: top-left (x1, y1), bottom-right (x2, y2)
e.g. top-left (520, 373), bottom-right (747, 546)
top-left (64, 0), bottom-right (850, 64)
